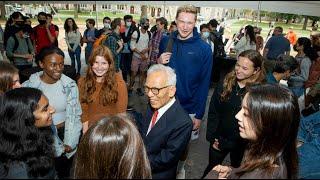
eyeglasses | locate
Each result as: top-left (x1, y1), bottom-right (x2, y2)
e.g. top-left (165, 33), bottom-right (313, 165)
top-left (144, 85), bottom-right (171, 95)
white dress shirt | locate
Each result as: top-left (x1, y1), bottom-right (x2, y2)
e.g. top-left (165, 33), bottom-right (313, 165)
top-left (147, 97), bottom-right (176, 135)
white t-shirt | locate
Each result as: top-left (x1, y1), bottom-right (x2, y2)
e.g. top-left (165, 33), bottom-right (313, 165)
top-left (130, 29), bottom-right (150, 58)
top-left (40, 80), bottom-right (67, 125)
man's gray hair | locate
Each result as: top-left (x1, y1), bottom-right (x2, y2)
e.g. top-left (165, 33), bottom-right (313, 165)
top-left (147, 64), bottom-right (176, 86)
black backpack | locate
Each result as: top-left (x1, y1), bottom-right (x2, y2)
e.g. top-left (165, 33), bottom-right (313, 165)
top-left (7, 35), bottom-right (32, 62)
top-left (135, 29), bottom-right (151, 43)
top-left (210, 31), bottom-right (226, 57)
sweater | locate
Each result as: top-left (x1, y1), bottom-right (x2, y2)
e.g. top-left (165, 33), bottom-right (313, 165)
top-left (78, 72), bottom-right (128, 126)
top-left (206, 81), bottom-right (246, 150)
top-left (159, 27), bottom-right (213, 120)
top-left (65, 29), bottom-right (81, 52)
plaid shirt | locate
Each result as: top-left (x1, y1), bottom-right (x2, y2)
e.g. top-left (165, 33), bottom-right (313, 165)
top-left (149, 30), bottom-right (165, 63)
top-left (104, 32), bottom-right (121, 71)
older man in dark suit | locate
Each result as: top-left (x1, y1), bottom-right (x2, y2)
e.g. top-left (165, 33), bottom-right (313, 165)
top-left (136, 64), bottom-right (193, 179)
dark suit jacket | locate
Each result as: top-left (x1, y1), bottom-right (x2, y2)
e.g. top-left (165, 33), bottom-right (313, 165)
top-left (136, 100), bottom-right (193, 179)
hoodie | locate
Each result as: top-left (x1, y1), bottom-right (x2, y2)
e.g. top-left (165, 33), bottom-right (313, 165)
top-left (159, 28), bottom-right (213, 120)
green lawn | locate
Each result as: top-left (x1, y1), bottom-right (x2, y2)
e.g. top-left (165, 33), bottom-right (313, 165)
top-left (229, 20), bottom-right (316, 40)
top-left (53, 10), bottom-right (140, 24)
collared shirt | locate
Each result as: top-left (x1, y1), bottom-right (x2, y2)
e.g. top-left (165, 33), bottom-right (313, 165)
top-left (147, 97), bottom-right (176, 135)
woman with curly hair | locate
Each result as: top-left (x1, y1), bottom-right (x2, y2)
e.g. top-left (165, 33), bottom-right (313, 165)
top-left (202, 50), bottom-right (266, 178)
top-left (78, 45), bottom-right (128, 134)
top-left (0, 61), bottom-right (21, 95)
top-left (0, 87), bottom-right (56, 178)
top-left (74, 114), bottom-right (151, 179)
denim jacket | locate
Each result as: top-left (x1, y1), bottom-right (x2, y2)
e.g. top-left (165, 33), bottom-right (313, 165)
top-left (297, 111), bottom-right (320, 178)
top-left (22, 71), bottom-right (82, 158)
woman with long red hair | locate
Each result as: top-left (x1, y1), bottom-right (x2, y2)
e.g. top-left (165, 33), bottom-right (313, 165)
top-left (78, 45), bottom-right (128, 134)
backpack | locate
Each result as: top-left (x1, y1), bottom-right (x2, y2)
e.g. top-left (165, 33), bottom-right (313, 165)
top-left (210, 31), bottom-right (226, 57)
top-left (135, 29), bottom-right (151, 43)
top-left (7, 35), bottom-right (32, 62)
top-left (93, 34), bottom-right (109, 49)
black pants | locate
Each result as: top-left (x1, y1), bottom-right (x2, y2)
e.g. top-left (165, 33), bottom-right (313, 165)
top-left (54, 155), bottom-right (74, 179)
top-left (120, 53), bottom-right (132, 82)
top-left (201, 141), bottom-right (246, 179)
top-left (54, 125), bottom-right (74, 179)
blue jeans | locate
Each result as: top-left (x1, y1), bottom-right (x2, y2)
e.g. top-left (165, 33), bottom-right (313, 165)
top-left (297, 111), bottom-right (320, 178)
top-left (85, 43), bottom-right (93, 65)
top-left (290, 86), bottom-right (305, 97)
top-left (68, 44), bottom-right (81, 74)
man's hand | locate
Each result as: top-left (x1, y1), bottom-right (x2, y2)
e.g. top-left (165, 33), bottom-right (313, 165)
top-left (212, 165), bottom-right (232, 179)
top-left (192, 117), bottom-right (201, 131)
top-left (141, 48), bottom-right (149, 54)
top-left (24, 54), bottom-right (33, 62)
top-left (141, 54), bottom-right (148, 61)
top-left (212, 138), bottom-right (221, 151)
top-left (158, 52), bottom-right (172, 64)
top-left (117, 39), bottom-right (124, 49)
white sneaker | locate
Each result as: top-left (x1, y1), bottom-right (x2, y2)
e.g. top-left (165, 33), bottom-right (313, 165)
top-left (176, 167), bottom-right (186, 179)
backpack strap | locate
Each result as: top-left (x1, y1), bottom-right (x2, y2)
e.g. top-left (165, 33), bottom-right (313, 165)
top-left (147, 31), bottom-right (151, 41)
top-left (136, 29), bottom-right (140, 43)
top-left (12, 35), bottom-right (19, 52)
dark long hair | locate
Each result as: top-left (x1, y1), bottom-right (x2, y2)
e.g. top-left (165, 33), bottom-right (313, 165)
top-left (245, 25), bottom-right (256, 45)
top-left (0, 88), bottom-right (54, 177)
top-left (64, 17), bottom-right (78, 33)
top-left (297, 37), bottom-right (318, 62)
top-left (237, 84), bottom-right (299, 179)
top-left (0, 61), bottom-right (19, 94)
top-left (74, 113), bottom-right (152, 179)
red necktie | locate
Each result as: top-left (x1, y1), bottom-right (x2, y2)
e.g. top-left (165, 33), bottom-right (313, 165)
top-left (150, 110), bottom-right (159, 129)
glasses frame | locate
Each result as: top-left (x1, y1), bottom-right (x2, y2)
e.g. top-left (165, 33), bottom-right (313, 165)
top-left (144, 85), bottom-right (171, 95)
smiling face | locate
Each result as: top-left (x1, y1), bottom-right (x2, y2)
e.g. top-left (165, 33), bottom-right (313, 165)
top-left (92, 55), bottom-right (109, 79)
top-left (145, 71), bottom-right (176, 109)
top-left (176, 12), bottom-right (196, 40)
top-left (235, 56), bottom-right (259, 82)
top-left (235, 93), bottom-right (257, 140)
top-left (12, 73), bottom-right (21, 89)
top-left (33, 95), bottom-right (55, 128)
top-left (40, 53), bottom-right (64, 84)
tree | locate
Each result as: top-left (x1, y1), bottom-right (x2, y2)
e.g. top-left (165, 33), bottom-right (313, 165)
top-left (303, 16), bottom-right (308, 30)
top-left (74, 4), bottom-right (79, 19)
top-left (141, 5), bottom-right (148, 19)
top-left (0, 1), bottom-right (5, 19)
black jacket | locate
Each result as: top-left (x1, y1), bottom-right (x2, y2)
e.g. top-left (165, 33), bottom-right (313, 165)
top-left (136, 100), bottom-right (193, 179)
top-left (206, 81), bottom-right (246, 151)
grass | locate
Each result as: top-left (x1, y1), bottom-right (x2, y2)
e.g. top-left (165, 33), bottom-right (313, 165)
top-left (228, 20), bottom-right (316, 40)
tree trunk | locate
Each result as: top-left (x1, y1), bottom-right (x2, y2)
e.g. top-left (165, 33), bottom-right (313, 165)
top-left (74, 4), bottom-right (78, 19)
top-left (303, 16), bottom-right (308, 30)
top-left (312, 20), bottom-right (316, 27)
top-left (0, 1), bottom-right (5, 19)
top-left (141, 5), bottom-right (148, 19)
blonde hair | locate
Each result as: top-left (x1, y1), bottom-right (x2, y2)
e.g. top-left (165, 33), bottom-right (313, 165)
top-left (176, 5), bottom-right (197, 21)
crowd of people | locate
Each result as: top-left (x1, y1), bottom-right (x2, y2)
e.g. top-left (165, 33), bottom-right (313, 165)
top-left (0, 4), bottom-right (320, 179)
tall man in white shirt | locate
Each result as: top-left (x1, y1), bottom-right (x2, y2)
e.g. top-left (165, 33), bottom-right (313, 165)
top-left (136, 64), bottom-right (193, 179)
